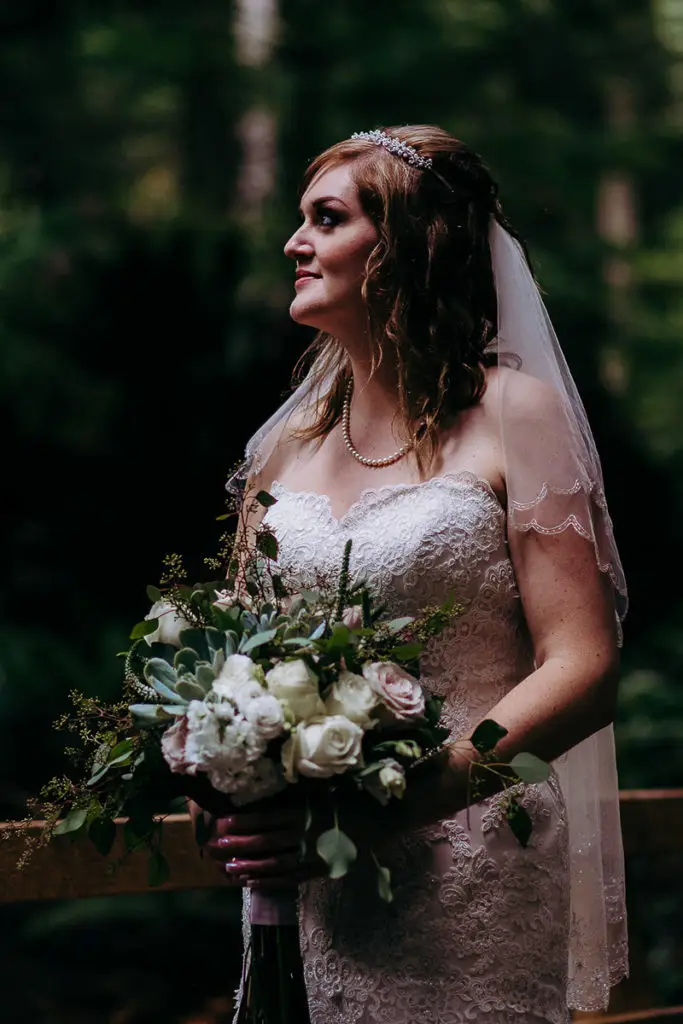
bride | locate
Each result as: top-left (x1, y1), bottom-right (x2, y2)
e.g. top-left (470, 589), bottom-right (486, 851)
top-left (206, 125), bottom-right (628, 1023)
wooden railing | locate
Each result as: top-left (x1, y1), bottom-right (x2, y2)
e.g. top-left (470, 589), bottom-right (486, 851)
top-left (1, 789), bottom-right (682, 1022)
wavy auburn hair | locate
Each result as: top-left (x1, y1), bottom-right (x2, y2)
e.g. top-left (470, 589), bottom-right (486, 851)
top-left (291, 125), bottom-right (532, 470)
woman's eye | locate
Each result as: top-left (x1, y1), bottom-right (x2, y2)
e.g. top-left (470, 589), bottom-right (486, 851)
top-left (317, 209), bottom-right (340, 228)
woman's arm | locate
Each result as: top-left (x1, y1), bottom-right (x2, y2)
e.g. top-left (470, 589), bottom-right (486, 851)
top-left (402, 519), bottom-right (621, 829)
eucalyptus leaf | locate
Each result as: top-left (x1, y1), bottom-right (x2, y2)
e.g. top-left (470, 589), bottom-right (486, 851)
top-left (309, 620), bottom-right (326, 640)
top-left (124, 820), bottom-right (145, 853)
top-left (316, 827), bottom-right (358, 880)
top-left (130, 618), bottom-right (158, 640)
top-left (506, 799), bottom-right (532, 848)
top-left (194, 813), bottom-right (212, 849)
top-left (509, 752), bottom-right (550, 784)
top-left (375, 860), bottom-right (393, 903)
top-left (327, 624), bottom-right (350, 651)
top-left (148, 850), bottom-right (170, 887)
top-left (240, 628), bottom-right (277, 653)
top-left (54, 807), bottom-right (88, 836)
top-left (386, 616), bottom-right (415, 634)
top-left (87, 763), bottom-right (111, 786)
top-left (256, 531), bottom-right (278, 561)
top-left (108, 739), bottom-right (133, 762)
top-left (282, 637), bottom-right (315, 647)
top-left (471, 718), bottom-right (508, 755)
top-left (256, 489), bottom-right (278, 508)
top-left (390, 642), bottom-right (423, 661)
top-left (146, 585), bottom-right (162, 604)
top-left (89, 817), bottom-right (116, 857)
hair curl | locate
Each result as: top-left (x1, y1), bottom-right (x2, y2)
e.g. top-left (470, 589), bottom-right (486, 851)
top-left (291, 124), bottom-right (532, 472)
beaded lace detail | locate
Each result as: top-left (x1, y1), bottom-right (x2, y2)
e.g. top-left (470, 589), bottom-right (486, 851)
top-left (233, 473), bottom-right (575, 1024)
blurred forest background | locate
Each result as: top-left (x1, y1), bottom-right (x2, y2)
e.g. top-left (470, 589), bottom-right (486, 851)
top-left (1, 0), bottom-right (683, 1020)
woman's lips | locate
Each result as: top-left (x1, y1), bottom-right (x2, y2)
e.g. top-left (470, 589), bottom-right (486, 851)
top-left (294, 273), bottom-right (320, 288)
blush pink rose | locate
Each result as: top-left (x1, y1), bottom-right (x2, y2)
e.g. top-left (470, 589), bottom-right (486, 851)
top-left (161, 717), bottom-right (191, 774)
top-left (341, 606), bottom-right (363, 629)
top-left (362, 662), bottom-right (425, 721)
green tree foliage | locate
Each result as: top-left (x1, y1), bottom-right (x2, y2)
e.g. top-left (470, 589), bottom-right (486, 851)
top-left (0, 0), bottom-right (681, 839)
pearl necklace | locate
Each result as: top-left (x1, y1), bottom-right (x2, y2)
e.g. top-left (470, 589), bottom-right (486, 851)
top-left (342, 378), bottom-right (414, 468)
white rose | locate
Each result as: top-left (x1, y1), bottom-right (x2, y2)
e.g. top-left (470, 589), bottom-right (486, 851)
top-left (281, 715), bottom-right (363, 781)
top-left (266, 659), bottom-right (324, 723)
top-left (213, 654), bottom-right (264, 708)
top-left (244, 693), bottom-right (285, 741)
top-left (324, 669), bottom-right (378, 725)
top-left (144, 600), bottom-right (191, 648)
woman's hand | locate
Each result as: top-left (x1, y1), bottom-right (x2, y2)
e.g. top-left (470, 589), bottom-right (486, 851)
top-left (195, 745), bottom-right (476, 890)
top-left (205, 801), bottom-right (327, 890)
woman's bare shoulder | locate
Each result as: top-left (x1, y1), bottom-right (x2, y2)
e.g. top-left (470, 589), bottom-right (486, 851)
top-left (482, 364), bottom-right (562, 422)
top-left (247, 404), bottom-right (318, 493)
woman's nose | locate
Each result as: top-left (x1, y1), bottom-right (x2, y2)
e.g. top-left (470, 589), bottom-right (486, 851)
top-left (284, 225), bottom-right (313, 260)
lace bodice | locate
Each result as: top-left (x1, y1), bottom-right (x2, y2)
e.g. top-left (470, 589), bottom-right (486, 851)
top-left (266, 472), bottom-right (534, 737)
top-left (243, 472), bottom-right (573, 1024)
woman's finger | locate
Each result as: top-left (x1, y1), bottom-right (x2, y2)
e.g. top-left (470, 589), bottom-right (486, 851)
top-left (246, 864), bottom-right (326, 889)
top-left (224, 848), bottom-right (304, 880)
top-left (212, 806), bottom-right (305, 837)
top-left (207, 827), bottom-right (304, 861)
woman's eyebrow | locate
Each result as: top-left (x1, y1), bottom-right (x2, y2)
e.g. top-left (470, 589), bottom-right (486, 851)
top-left (298, 195), bottom-right (350, 215)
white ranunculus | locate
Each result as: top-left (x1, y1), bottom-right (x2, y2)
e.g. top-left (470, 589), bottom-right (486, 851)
top-left (216, 756), bottom-right (287, 804)
top-left (144, 600), bottom-right (191, 648)
top-left (182, 700), bottom-right (222, 772)
top-left (266, 659), bottom-right (324, 723)
top-left (213, 654), bottom-right (264, 708)
top-left (244, 693), bottom-right (285, 741)
top-left (324, 669), bottom-right (378, 726)
top-left (281, 715), bottom-right (363, 781)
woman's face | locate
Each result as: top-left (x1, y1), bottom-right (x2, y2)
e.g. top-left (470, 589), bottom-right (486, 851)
top-left (284, 163), bottom-right (379, 335)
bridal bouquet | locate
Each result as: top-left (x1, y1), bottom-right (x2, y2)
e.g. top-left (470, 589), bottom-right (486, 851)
top-left (22, 487), bottom-right (549, 1024)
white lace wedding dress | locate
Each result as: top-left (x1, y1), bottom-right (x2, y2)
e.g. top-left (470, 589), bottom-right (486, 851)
top-left (241, 471), bottom-right (571, 1024)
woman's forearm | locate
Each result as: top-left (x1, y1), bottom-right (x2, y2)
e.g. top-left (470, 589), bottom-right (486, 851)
top-left (399, 653), bottom-right (619, 830)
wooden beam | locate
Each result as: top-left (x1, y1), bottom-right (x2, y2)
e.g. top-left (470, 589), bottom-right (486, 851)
top-left (574, 1008), bottom-right (683, 1023)
top-left (0, 789), bottom-right (681, 904)
top-left (0, 814), bottom-right (222, 903)
top-left (618, 789), bottom-right (683, 857)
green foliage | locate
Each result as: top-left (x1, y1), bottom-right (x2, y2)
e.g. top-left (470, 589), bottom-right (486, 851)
top-left (471, 719), bottom-right (509, 755)
top-left (316, 823), bottom-right (358, 880)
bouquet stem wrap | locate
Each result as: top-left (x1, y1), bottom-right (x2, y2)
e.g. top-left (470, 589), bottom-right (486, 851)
top-left (236, 888), bottom-right (310, 1024)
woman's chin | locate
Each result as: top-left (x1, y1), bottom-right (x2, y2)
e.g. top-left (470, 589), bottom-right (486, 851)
top-left (289, 298), bottom-right (327, 330)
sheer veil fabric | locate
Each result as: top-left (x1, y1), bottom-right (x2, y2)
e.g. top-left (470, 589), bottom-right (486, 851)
top-left (227, 218), bottom-right (629, 1011)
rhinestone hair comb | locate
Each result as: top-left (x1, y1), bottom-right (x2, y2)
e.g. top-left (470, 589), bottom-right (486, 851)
top-left (350, 130), bottom-right (433, 170)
